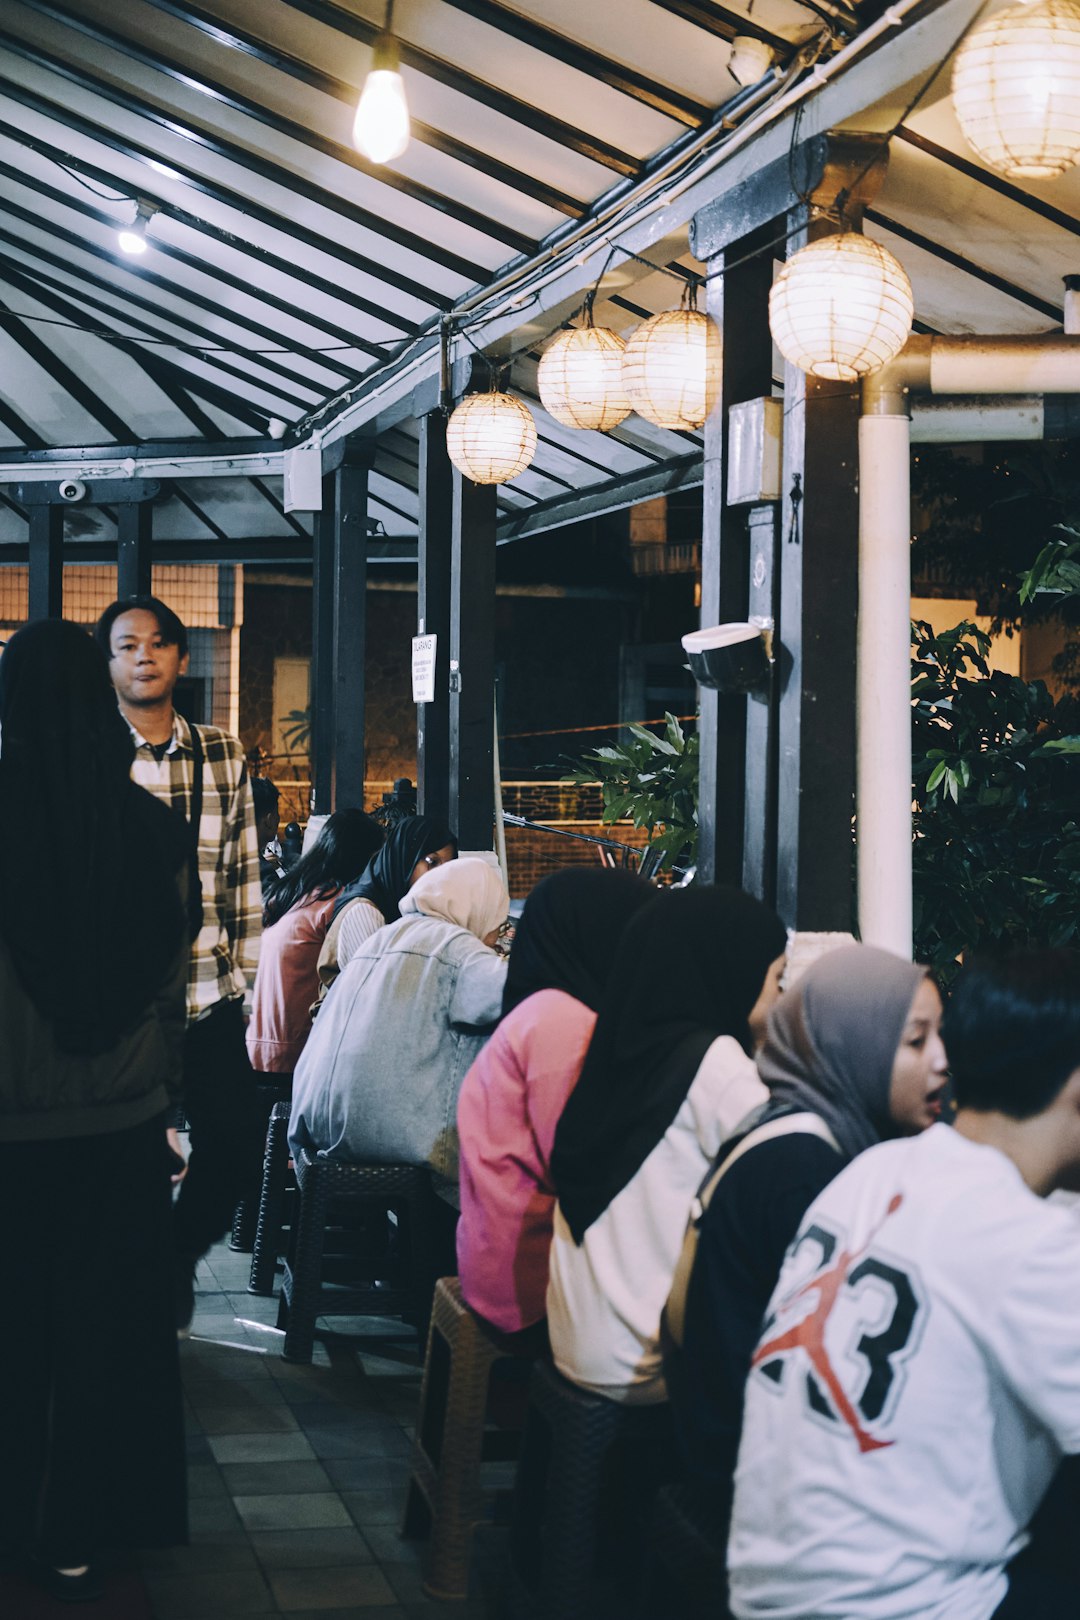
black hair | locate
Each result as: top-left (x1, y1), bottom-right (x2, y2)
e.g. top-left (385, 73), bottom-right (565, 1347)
top-left (251, 776), bottom-right (280, 821)
top-left (944, 951), bottom-right (1080, 1119)
top-left (263, 807), bottom-right (384, 927)
top-left (94, 595), bottom-right (189, 659)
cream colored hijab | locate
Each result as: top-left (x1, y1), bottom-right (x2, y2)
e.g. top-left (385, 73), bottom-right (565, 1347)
top-left (399, 856), bottom-right (508, 941)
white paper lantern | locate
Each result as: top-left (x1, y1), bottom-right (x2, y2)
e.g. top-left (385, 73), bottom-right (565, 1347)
top-left (621, 307), bottom-right (722, 430)
top-left (537, 325), bottom-right (631, 431)
top-left (445, 391), bottom-right (537, 484)
top-left (769, 233), bottom-right (914, 382)
top-left (952, 0), bottom-right (1080, 180)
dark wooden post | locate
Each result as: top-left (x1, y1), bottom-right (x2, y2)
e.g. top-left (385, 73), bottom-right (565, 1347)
top-left (309, 468), bottom-right (335, 816)
top-left (774, 210), bottom-right (862, 930)
top-left (417, 410), bottom-right (453, 825)
top-left (117, 501), bottom-right (152, 598)
top-left (448, 471), bottom-right (498, 849)
top-left (331, 438), bottom-right (372, 810)
top-left (28, 504), bottom-right (63, 620)
top-left (697, 229), bottom-right (776, 885)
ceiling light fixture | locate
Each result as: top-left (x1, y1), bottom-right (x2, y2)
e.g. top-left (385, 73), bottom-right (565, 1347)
top-left (728, 35), bottom-right (774, 87)
top-left (537, 300), bottom-right (631, 431)
top-left (952, 0), bottom-right (1080, 180)
top-left (768, 231), bottom-right (913, 381)
top-left (117, 199), bottom-right (156, 256)
top-left (621, 287), bottom-right (722, 431)
top-left (354, 0), bottom-right (411, 164)
top-left (446, 388), bottom-right (537, 484)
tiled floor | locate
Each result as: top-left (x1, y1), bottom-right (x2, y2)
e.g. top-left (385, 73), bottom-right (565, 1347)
top-left (136, 1240), bottom-right (501, 1620)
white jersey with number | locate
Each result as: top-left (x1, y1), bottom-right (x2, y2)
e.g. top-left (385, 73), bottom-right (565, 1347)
top-left (728, 1123), bottom-right (1080, 1620)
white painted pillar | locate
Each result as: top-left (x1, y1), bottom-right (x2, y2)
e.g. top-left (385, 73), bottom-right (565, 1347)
top-left (857, 411), bottom-right (913, 959)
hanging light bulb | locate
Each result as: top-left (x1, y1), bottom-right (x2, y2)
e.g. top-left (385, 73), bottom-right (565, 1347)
top-left (446, 389), bottom-right (537, 484)
top-left (768, 232), bottom-right (913, 381)
top-left (952, 0), bottom-right (1080, 180)
top-left (353, 0), bottom-right (410, 164)
top-left (621, 287), bottom-right (722, 431)
top-left (117, 200), bottom-right (154, 256)
top-left (537, 301), bottom-right (631, 431)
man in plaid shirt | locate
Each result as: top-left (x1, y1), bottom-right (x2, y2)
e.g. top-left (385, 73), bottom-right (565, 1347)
top-left (96, 595), bottom-right (262, 1333)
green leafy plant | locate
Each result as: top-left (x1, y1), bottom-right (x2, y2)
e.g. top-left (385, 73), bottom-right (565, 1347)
top-left (1019, 526), bottom-right (1080, 604)
top-left (562, 712), bottom-right (699, 870)
top-left (911, 619), bottom-right (1080, 980)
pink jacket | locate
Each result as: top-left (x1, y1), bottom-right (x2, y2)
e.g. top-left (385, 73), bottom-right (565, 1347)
top-left (247, 892), bottom-right (339, 1074)
top-left (456, 988), bottom-right (596, 1333)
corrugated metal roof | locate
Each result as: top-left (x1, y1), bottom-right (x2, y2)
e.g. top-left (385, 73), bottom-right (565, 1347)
top-left (0, 0), bottom-right (1076, 554)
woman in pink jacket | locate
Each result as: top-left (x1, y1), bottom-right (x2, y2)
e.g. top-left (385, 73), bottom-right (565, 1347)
top-left (456, 867), bottom-right (656, 1344)
top-left (247, 808), bottom-right (383, 1078)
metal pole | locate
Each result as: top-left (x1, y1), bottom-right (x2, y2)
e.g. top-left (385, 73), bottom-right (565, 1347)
top-left (28, 504), bottom-right (63, 620)
top-left (856, 413), bottom-right (914, 958)
top-left (117, 501), bottom-right (152, 598)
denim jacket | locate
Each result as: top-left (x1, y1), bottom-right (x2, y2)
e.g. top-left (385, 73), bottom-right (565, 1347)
top-left (289, 913), bottom-right (507, 1204)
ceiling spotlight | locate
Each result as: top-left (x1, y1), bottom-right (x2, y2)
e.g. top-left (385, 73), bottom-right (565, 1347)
top-left (117, 200), bottom-right (156, 256)
top-left (728, 35), bottom-right (774, 87)
top-left (353, 0), bottom-right (410, 163)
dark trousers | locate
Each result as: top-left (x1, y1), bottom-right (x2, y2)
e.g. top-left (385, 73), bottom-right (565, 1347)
top-left (175, 997), bottom-right (264, 1263)
top-left (0, 1116), bottom-right (187, 1564)
top-left (991, 1454), bottom-right (1080, 1618)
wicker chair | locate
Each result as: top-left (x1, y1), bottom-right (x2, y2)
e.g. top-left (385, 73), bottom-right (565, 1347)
top-left (506, 1360), bottom-right (675, 1620)
top-left (231, 1078), bottom-right (292, 1253)
top-left (248, 1099), bottom-right (295, 1295)
top-left (402, 1277), bottom-right (530, 1600)
top-left (276, 1148), bottom-right (438, 1364)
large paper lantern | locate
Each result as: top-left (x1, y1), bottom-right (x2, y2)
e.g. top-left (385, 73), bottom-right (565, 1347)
top-left (537, 324), bottom-right (631, 431)
top-left (445, 391), bottom-right (537, 484)
top-left (952, 0), bottom-right (1080, 180)
top-left (769, 233), bottom-right (913, 381)
top-left (621, 306), bottom-right (722, 430)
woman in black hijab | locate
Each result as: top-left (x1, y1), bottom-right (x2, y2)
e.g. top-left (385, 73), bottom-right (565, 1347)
top-left (316, 813), bottom-right (457, 994)
top-left (546, 886), bottom-right (787, 1404)
top-left (0, 621), bottom-right (190, 1601)
top-left (457, 867), bottom-right (657, 1338)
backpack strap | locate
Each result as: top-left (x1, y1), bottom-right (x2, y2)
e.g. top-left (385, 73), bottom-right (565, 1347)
top-left (663, 1111), bottom-right (842, 1351)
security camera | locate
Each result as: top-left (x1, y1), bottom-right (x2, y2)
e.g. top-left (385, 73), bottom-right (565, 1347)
top-left (58, 479), bottom-right (87, 503)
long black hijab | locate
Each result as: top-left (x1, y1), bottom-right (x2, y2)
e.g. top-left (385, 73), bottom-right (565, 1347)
top-left (0, 619), bottom-right (187, 1055)
top-left (330, 814), bottom-right (456, 925)
top-left (501, 866), bottom-right (657, 1019)
top-left (551, 885), bottom-right (787, 1243)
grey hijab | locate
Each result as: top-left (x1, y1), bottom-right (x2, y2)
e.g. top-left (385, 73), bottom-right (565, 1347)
top-left (756, 944), bottom-right (928, 1161)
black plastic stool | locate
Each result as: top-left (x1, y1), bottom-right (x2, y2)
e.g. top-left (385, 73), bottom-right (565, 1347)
top-left (644, 1479), bottom-right (730, 1620)
top-left (507, 1360), bottom-right (675, 1620)
top-left (276, 1149), bottom-right (439, 1363)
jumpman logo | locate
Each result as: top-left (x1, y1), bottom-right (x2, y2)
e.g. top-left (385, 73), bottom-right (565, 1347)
top-left (752, 1193), bottom-right (905, 1455)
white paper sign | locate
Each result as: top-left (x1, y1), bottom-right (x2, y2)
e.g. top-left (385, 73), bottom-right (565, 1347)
top-left (412, 634), bottom-right (437, 704)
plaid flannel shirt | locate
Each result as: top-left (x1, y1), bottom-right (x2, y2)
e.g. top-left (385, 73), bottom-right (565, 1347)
top-left (129, 712), bottom-right (262, 1024)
